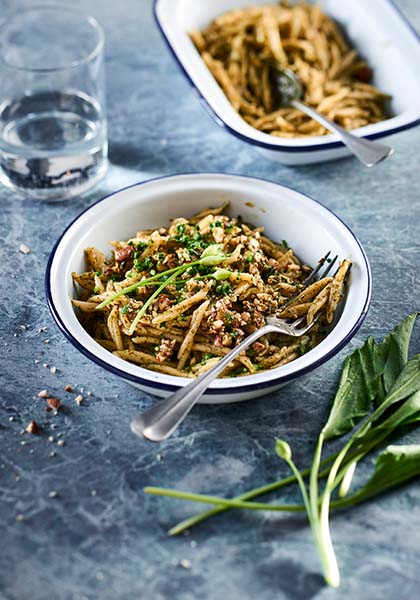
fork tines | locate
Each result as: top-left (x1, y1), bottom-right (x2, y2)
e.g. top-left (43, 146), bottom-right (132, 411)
top-left (303, 251), bottom-right (338, 287)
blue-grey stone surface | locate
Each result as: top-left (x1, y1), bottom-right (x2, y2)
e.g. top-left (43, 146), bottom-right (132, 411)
top-left (0, 1), bottom-right (419, 599)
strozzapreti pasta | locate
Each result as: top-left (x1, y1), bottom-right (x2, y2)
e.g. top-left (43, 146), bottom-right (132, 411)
top-left (190, 2), bottom-right (390, 137)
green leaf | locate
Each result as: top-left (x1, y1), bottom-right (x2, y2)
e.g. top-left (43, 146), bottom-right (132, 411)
top-left (348, 444), bottom-right (420, 504)
top-left (322, 337), bottom-right (383, 440)
top-left (371, 355), bottom-right (420, 423)
top-left (323, 315), bottom-right (419, 440)
top-left (373, 390), bottom-right (420, 432)
top-left (378, 313), bottom-right (418, 396)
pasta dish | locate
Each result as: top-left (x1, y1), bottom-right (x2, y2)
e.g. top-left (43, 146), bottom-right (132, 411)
top-left (190, 2), bottom-right (390, 137)
top-left (72, 204), bottom-right (351, 378)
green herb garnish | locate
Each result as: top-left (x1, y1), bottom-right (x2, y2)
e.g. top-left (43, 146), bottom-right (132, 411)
top-left (201, 353), bottom-right (214, 365)
top-left (145, 313), bottom-right (420, 588)
top-left (215, 282), bottom-right (232, 296)
top-left (210, 220), bottom-right (222, 229)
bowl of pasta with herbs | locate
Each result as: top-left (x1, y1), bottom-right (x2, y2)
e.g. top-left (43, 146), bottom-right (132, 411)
top-left (46, 173), bottom-right (371, 402)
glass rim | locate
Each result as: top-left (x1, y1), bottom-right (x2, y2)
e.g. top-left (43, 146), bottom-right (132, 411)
top-left (0, 5), bottom-right (105, 73)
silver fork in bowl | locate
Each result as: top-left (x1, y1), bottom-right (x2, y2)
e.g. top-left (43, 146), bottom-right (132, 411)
top-left (130, 252), bottom-right (338, 442)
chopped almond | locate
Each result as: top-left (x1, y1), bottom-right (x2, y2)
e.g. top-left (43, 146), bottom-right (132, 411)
top-left (26, 420), bottom-right (39, 434)
top-left (46, 397), bottom-right (61, 411)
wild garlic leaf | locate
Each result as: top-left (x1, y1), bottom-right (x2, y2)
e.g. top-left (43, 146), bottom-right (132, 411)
top-left (373, 390), bottom-right (420, 432)
top-left (352, 391), bottom-right (420, 449)
top-left (322, 337), bottom-right (383, 440)
top-left (371, 355), bottom-right (420, 424)
top-left (377, 313), bottom-right (418, 398)
top-left (348, 444), bottom-right (420, 505)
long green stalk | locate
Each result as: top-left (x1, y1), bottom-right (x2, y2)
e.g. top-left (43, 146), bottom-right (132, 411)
top-left (128, 269), bottom-right (180, 334)
top-left (153, 429), bottom-right (394, 537)
top-left (164, 452), bottom-right (339, 536)
top-left (96, 264), bottom-right (183, 309)
top-left (145, 487), bottom-right (305, 512)
top-left (313, 415), bottom-right (392, 585)
top-left (306, 429), bottom-right (341, 588)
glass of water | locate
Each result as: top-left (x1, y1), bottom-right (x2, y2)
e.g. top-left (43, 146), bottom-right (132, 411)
top-left (0, 7), bottom-right (107, 200)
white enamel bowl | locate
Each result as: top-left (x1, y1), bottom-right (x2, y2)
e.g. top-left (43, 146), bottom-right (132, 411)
top-left (154, 0), bottom-right (420, 165)
top-left (46, 173), bottom-right (371, 403)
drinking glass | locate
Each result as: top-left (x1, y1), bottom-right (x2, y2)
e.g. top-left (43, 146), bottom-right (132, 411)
top-left (0, 7), bottom-right (108, 200)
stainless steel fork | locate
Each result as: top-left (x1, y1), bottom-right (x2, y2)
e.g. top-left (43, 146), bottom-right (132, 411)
top-left (131, 251), bottom-right (337, 442)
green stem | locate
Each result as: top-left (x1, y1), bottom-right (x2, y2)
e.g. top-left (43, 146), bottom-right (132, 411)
top-left (156, 452), bottom-right (340, 536)
top-left (307, 430), bottom-right (342, 588)
top-left (332, 427), bottom-right (392, 495)
top-left (96, 244), bottom-right (226, 310)
top-left (96, 263), bottom-right (187, 309)
top-left (309, 412), bottom-right (401, 585)
top-left (129, 269), bottom-right (181, 335)
top-left (144, 482), bottom-right (385, 515)
top-left (145, 486), bottom-right (305, 512)
top-left (283, 458), bottom-right (312, 523)
top-left (158, 427), bottom-right (396, 538)
top-left (338, 461), bottom-right (357, 498)
top-left (317, 437), bottom-right (355, 588)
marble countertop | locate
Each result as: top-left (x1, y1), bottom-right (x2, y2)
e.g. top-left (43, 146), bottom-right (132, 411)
top-left (1, 1), bottom-right (419, 599)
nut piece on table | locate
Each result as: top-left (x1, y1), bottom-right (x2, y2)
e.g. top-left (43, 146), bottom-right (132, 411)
top-left (26, 420), bottom-right (39, 434)
top-left (46, 397), bottom-right (61, 412)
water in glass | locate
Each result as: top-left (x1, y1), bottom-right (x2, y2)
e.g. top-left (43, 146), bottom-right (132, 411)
top-left (0, 89), bottom-right (107, 198)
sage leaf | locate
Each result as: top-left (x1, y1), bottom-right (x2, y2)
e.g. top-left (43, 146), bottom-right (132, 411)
top-left (322, 337), bottom-right (383, 440)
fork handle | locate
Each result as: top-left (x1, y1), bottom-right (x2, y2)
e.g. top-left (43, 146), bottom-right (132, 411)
top-left (130, 324), bottom-right (277, 441)
top-left (291, 100), bottom-right (393, 167)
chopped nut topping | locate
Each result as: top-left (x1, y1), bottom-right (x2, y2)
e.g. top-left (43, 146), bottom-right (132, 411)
top-left (46, 397), bottom-right (61, 412)
top-left (64, 384), bottom-right (73, 393)
top-left (26, 420), bottom-right (39, 434)
top-left (156, 338), bottom-right (176, 363)
top-left (19, 243), bottom-right (30, 254)
top-left (37, 390), bottom-right (49, 398)
top-left (75, 394), bottom-right (83, 406)
top-left (114, 245), bottom-right (133, 263)
top-left (57, 439), bottom-right (65, 447)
